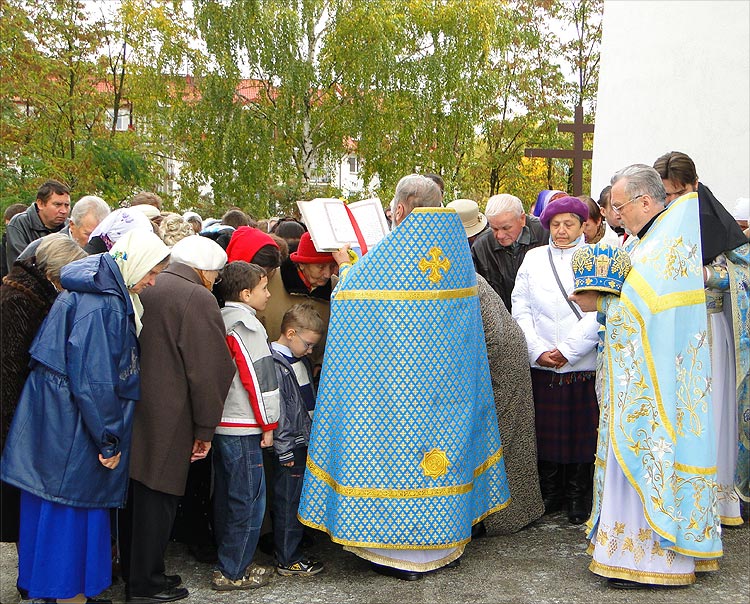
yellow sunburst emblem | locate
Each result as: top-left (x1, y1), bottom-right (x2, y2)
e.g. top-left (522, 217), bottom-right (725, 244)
top-left (420, 448), bottom-right (450, 479)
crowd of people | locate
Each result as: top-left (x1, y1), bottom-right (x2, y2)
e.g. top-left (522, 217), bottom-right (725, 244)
top-left (0, 151), bottom-right (748, 603)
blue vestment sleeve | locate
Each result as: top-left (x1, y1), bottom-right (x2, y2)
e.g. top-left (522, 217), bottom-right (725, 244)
top-left (66, 306), bottom-right (127, 458)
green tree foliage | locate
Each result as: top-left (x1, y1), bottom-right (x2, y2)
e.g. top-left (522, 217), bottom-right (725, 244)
top-left (0, 0), bottom-right (162, 209)
top-left (1, 0), bottom-right (602, 217)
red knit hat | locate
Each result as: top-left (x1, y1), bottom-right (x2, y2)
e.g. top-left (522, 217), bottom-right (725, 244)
top-left (290, 232), bottom-right (334, 264)
top-left (226, 226), bottom-right (279, 263)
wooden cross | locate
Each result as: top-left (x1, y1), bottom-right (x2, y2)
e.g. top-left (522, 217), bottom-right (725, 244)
top-left (524, 105), bottom-right (594, 196)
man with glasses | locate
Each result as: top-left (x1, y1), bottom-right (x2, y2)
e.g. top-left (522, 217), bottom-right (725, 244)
top-left (570, 164), bottom-right (722, 589)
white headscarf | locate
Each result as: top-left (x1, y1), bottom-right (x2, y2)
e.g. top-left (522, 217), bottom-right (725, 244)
top-left (91, 208), bottom-right (153, 250)
top-left (170, 235), bottom-right (227, 270)
top-left (110, 230), bottom-right (170, 335)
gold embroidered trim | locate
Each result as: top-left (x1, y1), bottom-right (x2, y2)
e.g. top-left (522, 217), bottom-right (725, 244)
top-left (335, 286), bottom-right (477, 301)
top-left (673, 461), bottom-right (716, 475)
top-left (299, 517), bottom-right (472, 550)
top-left (305, 447), bottom-right (504, 499)
top-left (719, 515), bottom-right (745, 526)
top-left (413, 207), bottom-right (455, 214)
top-left (298, 500), bottom-right (510, 551)
top-left (627, 269), bottom-right (705, 314)
top-left (343, 544), bottom-right (465, 571)
top-left (589, 560), bottom-right (696, 585)
top-left (619, 296), bottom-right (676, 443)
top-left (694, 559), bottom-right (720, 572)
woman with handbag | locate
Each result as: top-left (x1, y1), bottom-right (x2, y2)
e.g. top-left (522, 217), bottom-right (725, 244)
top-left (510, 196), bottom-right (600, 525)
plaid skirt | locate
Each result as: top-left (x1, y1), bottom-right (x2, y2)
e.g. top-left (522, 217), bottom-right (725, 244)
top-left (531, 368), bottom-right (598, 464)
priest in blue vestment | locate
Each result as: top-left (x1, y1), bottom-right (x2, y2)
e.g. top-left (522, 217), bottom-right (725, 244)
top-left (298, 174), bottom-right (511, 580)
top-left (571, 164), bottom-right (723, 589)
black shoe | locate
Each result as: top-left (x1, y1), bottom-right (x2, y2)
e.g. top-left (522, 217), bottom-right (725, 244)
top-left (86, 598), bottom-right (113, 604)
top-left (126, 586), bottom-right (189, 603)
top-left (538, 461), bottom-right (564, 514)
top-left (542, 497), bottom-right (564, 514)
top-left (566, 463), bottom-right (593, 524)
top-left (370, 562), bottom-right (423, 581)
top-left (607, 578), bottom-right (647, 590)
top-left (471, 521), bottom-right (487, 539)
top-left (165, 574), bottom-right (182, 589)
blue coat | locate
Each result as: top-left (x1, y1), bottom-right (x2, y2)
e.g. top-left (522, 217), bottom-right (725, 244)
top-left (1, 253), bottom-right (139, 508)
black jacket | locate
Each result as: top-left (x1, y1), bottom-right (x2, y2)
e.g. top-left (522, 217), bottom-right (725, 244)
top-left (472, 215), bottom-right (548, 312)
top-left (271, 349), bottom-right (313, 464)
top-left (5, 204), bottom-right (67, 271)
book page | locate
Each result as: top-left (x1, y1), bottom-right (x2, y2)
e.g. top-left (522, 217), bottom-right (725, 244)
top-left (348, 198), bottom-right (389, 247)
top-left (297, 198), bottom-right (356, 251)
top-left (323, 200), bottom-right (357, 243)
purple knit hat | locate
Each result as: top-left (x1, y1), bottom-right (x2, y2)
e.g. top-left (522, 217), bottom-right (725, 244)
top-left (539, 196), bottom-right (589, 230)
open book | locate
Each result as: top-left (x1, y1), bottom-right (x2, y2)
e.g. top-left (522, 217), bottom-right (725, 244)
top-left (296, 197), bottom-right (390, 252)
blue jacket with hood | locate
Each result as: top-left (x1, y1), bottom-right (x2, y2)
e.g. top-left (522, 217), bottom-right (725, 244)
top-left (1, 253), bottom-right (139, 508)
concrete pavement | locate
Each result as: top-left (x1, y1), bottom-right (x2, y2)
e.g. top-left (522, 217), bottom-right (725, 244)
top-left (2, 511), bottom-right (747, 603)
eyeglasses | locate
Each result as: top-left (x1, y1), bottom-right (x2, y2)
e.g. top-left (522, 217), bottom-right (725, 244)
top-left (612, 194), bottom-right (645, 214)
top-left (293, 332), bottom-right (315, 351)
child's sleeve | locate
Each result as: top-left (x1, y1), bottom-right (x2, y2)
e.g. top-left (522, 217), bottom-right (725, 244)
top-left (225, 332), bottom-right (279, 431)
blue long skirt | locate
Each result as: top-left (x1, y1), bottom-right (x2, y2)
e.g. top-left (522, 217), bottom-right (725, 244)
top-left (18, 490), bottom-right (111, 599)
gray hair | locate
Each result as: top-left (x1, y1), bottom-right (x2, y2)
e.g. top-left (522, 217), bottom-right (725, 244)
top-left (36, 233), bottom-right (87, 282)
top-left (390, 174), bottom-right (442, 217)
top-left (158, 213), bottom-right (195, 247)
top-left (611, 165), bottom-right (666, 206)
top-left (485, 194), bottom-right (524, 218)
top-left (71, 195), bottom-right (110, 224)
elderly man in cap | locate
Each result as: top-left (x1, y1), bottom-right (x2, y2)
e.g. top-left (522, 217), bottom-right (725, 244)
top-left (471, 194), bottom-right (548, 311)
top-left (121, 236), bottom-right (235, 604)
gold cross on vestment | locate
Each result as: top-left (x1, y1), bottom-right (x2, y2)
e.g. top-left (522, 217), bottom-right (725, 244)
top-left (418, 247), bottom-right (451, 283)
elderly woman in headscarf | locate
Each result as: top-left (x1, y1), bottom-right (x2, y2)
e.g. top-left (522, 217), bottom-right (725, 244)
top-left (511, 196), bottom-right (600, 525)
top-left (1, 230), bottom-right (170, 604)
top-left (123, 236), bottom-right (235, 603)
top-left (530, 189), bottom-right (566, 217)
top-left (0, 235), bottom-right (86, 578)
top-left (84, 207), bottom-right (154, 254)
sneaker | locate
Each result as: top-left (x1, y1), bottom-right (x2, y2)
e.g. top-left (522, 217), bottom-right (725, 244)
top-left (211, 569), bottom-right (270, 591)
top-left (245, 562), bottom-right (275, 577)
top-left (276, 558), bottom-right (324, 576)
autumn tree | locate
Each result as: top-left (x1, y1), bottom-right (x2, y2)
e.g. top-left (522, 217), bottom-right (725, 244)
top-left (0, 0), bottom-right (159, 208)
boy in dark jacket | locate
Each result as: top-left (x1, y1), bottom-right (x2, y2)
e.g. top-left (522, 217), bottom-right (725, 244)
top-left (269, 303), bottom-right (325, 576)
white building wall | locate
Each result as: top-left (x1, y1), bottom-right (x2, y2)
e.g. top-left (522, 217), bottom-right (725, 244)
top-left (591, 0), bottom-right (749, 207)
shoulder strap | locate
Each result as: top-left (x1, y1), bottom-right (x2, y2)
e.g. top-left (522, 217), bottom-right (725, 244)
top-left (547, 247), bottom-right (582, 321)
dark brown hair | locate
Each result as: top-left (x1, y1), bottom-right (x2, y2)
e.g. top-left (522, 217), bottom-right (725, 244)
top-left (219, 261), bottom-right (266, 302)
top-left (653, 151), bottom-right (698, 187)
top-left (37, 179), bottom-right (70, 204)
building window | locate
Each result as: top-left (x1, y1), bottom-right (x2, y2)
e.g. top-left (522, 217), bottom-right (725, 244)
top-left (106, 108), bottom-right (131, 131)
top-left (348, 155), bottom-right (360, 174)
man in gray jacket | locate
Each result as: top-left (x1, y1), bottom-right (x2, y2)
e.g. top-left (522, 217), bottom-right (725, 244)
top-left (5, 179), bottom-right (70, 270)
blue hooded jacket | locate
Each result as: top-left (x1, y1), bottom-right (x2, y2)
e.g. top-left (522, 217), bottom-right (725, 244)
top-left (1, 253), bottom-right (139, 508)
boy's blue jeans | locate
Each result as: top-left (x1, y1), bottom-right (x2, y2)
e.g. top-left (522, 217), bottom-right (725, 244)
top-left (212, 434), bottom-right (265, 580)
top-left (271, 446), bottom-right (307, 567)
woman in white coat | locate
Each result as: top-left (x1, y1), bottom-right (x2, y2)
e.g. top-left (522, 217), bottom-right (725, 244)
top-left (511, 196), bottom-right (600, 525)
